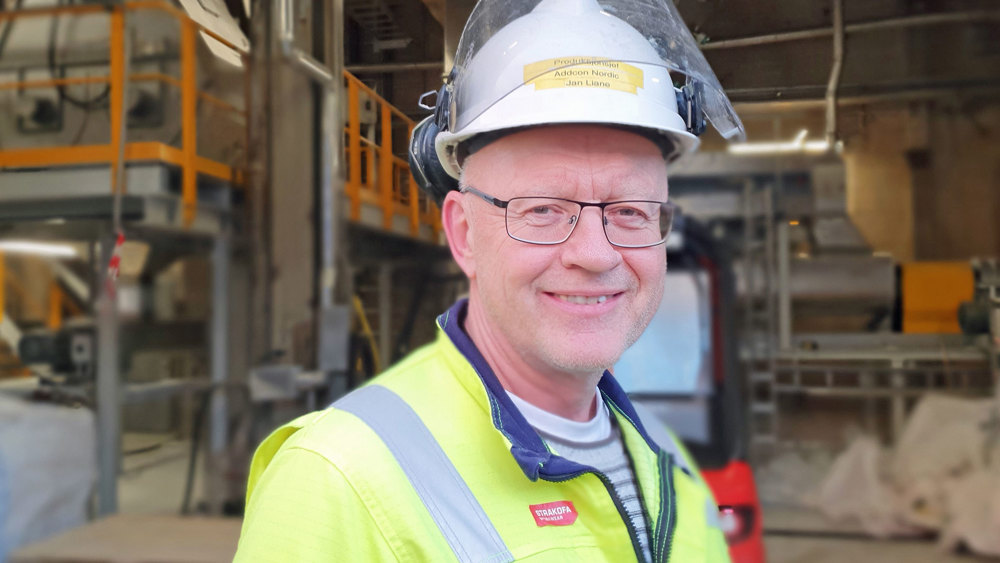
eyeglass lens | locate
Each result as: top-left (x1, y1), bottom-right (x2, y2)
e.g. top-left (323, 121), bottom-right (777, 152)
top-left (504, 198), bottom-right (672, 247)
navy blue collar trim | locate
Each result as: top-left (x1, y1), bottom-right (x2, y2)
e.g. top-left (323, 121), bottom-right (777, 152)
top-left (437, 299), bottom-right (663, 481)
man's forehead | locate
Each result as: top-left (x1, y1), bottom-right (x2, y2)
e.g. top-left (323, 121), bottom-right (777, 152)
top-left (464, 126), bottom-right (669, 198)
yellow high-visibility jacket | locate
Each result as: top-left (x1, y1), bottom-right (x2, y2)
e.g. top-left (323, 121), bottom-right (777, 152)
top-left (236, 300), bottom-right (730, 562)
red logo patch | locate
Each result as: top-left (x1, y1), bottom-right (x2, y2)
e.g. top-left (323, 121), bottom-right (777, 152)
top-left (529, 501), bottom-right (578, 527)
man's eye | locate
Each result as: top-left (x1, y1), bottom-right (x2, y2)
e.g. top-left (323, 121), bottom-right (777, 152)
top-left (610, 206), bottom-right (648, 219)
top-left (529, 206), bottom-right (554, 215)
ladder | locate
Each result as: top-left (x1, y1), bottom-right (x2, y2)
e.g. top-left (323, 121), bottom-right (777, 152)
top-left (742, 180), bottom-right (778, 449)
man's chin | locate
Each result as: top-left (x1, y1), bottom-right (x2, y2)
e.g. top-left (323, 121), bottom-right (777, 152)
top-left (541, 347), bottom-right (624, 377)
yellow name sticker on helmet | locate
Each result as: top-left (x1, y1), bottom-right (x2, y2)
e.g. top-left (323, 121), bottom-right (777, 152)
top-left (523, 57), bottom-right (644, 94)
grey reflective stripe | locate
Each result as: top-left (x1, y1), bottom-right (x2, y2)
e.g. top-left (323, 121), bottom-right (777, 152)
top-left (631, 402), bottom-right (695, 476)
top-left (705, 497), bottom-right (722, 530)
top-left (334, 385), bottom-right (514, 563)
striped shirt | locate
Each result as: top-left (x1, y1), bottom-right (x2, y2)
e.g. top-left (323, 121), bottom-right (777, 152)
top-left (508, 392), bottom-right (652, 562)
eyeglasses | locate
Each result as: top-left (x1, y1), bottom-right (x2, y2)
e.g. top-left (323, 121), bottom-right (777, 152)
top-left (461, 186), bottom-right (675, 248)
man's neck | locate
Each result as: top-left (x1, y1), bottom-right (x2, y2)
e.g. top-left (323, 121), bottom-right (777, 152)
top-left (463, 298), bottom-right (603, 422)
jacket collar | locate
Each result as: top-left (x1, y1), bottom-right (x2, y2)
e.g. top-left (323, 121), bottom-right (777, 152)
top-left (436, 298), bottom-right (663, 481)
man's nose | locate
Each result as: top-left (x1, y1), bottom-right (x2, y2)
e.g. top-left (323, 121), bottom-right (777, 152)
top-left (559, 207), bottom-right (623, 272)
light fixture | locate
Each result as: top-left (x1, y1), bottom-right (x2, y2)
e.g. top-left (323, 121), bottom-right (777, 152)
top-left (728, 129), bottom-right (833, 156)
top-left (0, 240), bottom-right (78, 258)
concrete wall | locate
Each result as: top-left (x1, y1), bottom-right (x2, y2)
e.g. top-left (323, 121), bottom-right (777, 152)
top-left (841, 102), bottom-right (1000, 261)
top-left (730, 100), bottom-right (999, 263)
top-left (842, 107), bottom-right (916, 261)
top-left (914, 104), bottom-right (1000, 260)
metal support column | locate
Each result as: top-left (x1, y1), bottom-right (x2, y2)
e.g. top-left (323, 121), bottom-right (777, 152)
top-left (378, 262), bottom-right (393, 369)
top-left (890, 358), bottom-right (906, 441)
top-left (95, 236), bottom-right (120, 516)
top-left (205, 233), bottom-right (230, 511)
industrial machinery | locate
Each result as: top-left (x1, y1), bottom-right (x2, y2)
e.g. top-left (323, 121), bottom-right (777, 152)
top-left (960, 258), bottom-right (1000, 385)
top-left (18, 322), bottom-right (95, 385)
top-left (0, 0), bottom-right (249, 516)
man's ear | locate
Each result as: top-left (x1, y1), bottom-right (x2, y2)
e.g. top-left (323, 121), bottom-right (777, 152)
top-left (442, 189), bottom-right (476, 280)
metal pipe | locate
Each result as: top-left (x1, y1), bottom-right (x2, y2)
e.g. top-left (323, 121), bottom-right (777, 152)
top-left (701, 9), bottom-right (1000, 50)
top-left (277, 0), bottom-right (335, 86)
top-left (95, 236), bottom-right (120, 516)
top-left (317, 0), bottom-right (345, 373)
top-left (703, 28), bottom-right (829, 50)
top-left (825, 0), bottom-right (844, 145)
top-left (345, 61), bottom-right (442, 74)
top-left (733, 85), bottom-right (1000, 113)
top-left (777, 221), bottom-right (791, 350)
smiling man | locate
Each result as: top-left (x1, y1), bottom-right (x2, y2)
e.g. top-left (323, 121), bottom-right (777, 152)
top-left (236, 0), bottom-right (743, 561)
top-left (455, 126), bottom-right (670, 421)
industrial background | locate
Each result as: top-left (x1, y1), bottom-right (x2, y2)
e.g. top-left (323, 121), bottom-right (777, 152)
top-left (0, 0), bottom-right (998, 561)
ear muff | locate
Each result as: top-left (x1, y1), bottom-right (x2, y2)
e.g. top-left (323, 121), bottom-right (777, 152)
top-left (408, 115), bottom-right (458, 206)
top-left (409, 72), bottom-right (459, 206)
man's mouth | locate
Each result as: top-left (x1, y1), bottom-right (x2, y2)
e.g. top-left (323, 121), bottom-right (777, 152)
top-left (554, 294), bottom-right (614, 305)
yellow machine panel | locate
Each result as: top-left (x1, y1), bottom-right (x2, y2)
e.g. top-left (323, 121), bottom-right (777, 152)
top-left (902, 261), bottom-right (974, 333)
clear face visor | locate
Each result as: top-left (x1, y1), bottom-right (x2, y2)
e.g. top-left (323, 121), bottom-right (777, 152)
top-left (448, 0), bottom-right (745, 141)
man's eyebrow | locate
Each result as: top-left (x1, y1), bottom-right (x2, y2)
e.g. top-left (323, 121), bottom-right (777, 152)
top-left (602, 180), bottom-right (666, 201)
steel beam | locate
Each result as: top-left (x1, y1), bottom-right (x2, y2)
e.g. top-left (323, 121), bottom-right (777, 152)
top-left (345, 61), bottom-right (442, 74)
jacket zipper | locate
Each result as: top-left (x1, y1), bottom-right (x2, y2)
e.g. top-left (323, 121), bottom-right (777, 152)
top-left (541, 467), bottom-right (647, 562)
top-left (652, 450), bottom-right (675, 563)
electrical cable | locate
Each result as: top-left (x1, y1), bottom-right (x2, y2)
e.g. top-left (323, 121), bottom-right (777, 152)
top-left (351, 294), bottom-right (381, 373)
top-left (48, 0), bottom-right (110, 109)
top-left (0, 0), bottom-right (26, 61)
top-left (180, 390), bottom-right (211, 515)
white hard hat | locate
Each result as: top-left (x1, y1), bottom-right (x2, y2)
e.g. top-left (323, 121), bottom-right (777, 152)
top-left (430, 0), bottom-right (744, 180)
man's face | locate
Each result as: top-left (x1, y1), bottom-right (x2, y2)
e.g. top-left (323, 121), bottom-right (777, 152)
top-left (451, 125), bottom-right (668, 376)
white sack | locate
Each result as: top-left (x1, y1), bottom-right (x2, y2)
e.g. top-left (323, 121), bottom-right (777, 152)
top-left (938, 468), bottom-right (1000, 556)
top-left (816, 435), bottom-right (921, 537)
top-left (892, 395), bottom-right (995, 487)
top-left (0, 395), bottom-right (96, 561)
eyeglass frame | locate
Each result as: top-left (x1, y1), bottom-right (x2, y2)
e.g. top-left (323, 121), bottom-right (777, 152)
top-left (460, 186), bottom-right (676, 249)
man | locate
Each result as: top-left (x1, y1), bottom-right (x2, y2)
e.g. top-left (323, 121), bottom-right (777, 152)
top-left (236, 0), bottom-right (743, 561)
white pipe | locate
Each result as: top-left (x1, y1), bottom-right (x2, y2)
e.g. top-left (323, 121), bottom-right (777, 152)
top-left (276, 0), bottom-right (335, 86)
top-left (825, 0), bottom-right (844, 146)
top-left (0, 241), bottom-right (77, 258)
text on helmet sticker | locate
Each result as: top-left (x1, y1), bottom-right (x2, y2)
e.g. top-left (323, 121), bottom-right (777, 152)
top-left (523, 57), bottom-right (643, 94)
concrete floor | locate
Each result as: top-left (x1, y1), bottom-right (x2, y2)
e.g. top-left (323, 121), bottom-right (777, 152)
top-left (120, 433), bottom-right (204, 514)
top-left (763, 504), bottom-right (997, 563)
top-left (765, 534), bottom-right (995, 563)
top-left (115, 437), bottom-right (999, 562)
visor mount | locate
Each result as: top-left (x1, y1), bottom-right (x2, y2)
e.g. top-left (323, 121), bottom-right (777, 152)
top-left (417, 90), bottom-right (438, 111)
top-left (676, 82), bottom-right (707, 137)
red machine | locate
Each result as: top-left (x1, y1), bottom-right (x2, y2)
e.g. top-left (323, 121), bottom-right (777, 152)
top-left (617, 216), bottom-right (765, 563)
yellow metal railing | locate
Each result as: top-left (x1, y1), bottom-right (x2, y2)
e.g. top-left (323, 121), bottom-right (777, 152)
top-left (0, 1), bottom-right (249, 227)
top-left (344, 71), bottom-right (440, 241)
